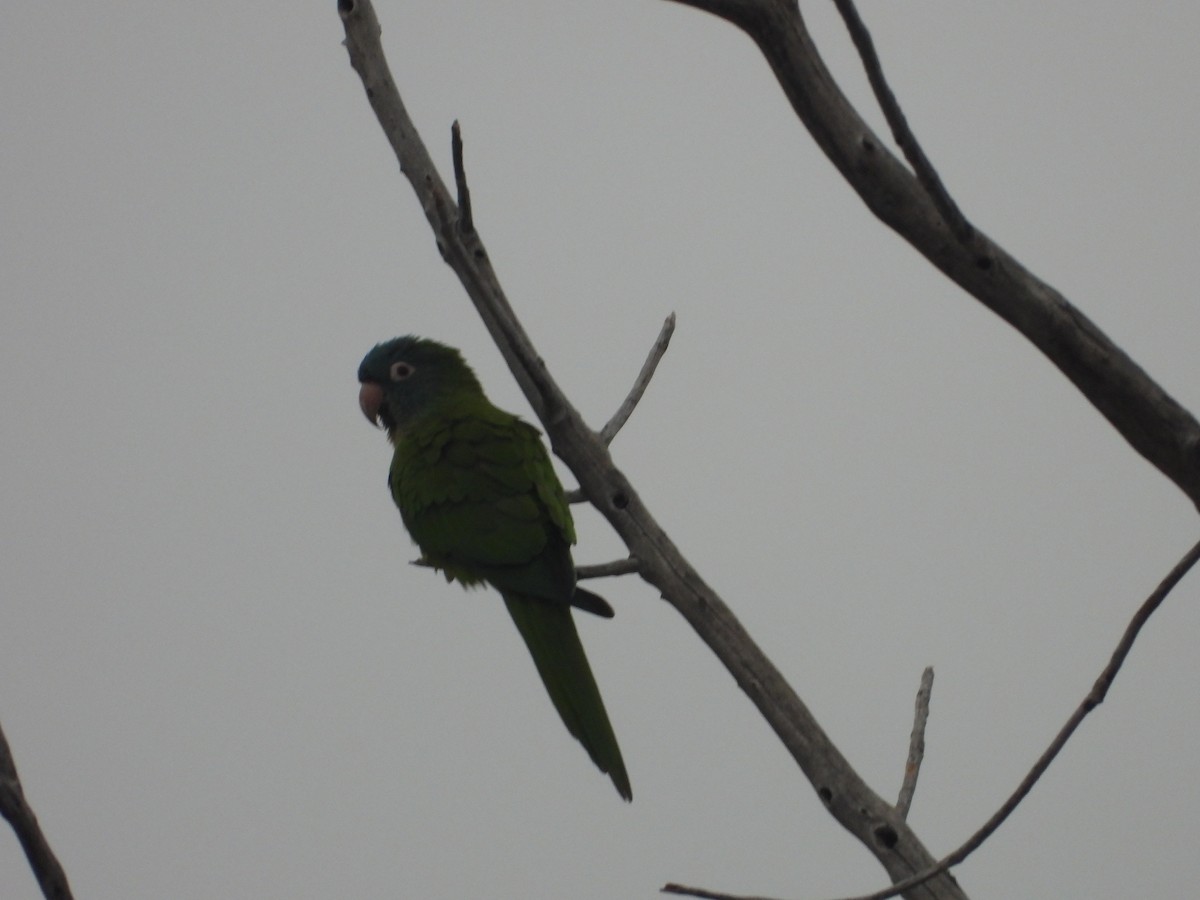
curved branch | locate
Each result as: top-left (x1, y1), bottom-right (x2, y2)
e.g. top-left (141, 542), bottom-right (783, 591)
top-left (667, 0), bottom-right (1200, 509)
top-left (338, 2), bottom-right (965, 896)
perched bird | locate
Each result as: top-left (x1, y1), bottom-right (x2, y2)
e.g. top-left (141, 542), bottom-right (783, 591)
top-left (358, 336), bottom-right (631, 800)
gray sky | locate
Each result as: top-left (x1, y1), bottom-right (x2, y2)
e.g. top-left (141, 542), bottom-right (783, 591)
top-left (3, 2), bottom-right (1199, 898)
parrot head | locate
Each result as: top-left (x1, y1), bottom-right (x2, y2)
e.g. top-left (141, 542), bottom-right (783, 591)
top-left (358, 336), bottom-right (484, 437)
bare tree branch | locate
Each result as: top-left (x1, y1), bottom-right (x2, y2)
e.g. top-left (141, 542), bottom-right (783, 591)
top-left (338, 2), bottom-right (965, 896)
top-left (666, 0), bottom-right (1200, 510)
top-left (0, 719), bottom-right (73, 900)
top-left (895, 667), bottom-right (933, 820)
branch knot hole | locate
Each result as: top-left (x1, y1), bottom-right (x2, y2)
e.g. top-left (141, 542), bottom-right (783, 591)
top-left (873, 823), bottom-right (899, 849)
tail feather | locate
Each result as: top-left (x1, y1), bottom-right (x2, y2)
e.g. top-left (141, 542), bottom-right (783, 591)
top-left (502, 593), bottom-right (631, 801)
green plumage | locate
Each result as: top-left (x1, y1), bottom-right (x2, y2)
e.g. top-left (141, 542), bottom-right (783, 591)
top-left (358, 336), bottom-right (630, 801)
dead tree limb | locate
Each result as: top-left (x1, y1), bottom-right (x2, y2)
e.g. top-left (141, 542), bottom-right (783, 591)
top-left (666, 0), bottom-right (1200, 510)
top-left (338, 1), bottom-right (966, 896)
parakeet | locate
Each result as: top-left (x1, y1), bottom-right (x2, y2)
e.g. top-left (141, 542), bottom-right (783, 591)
top-left (358, 336), bottom-right (631, 801)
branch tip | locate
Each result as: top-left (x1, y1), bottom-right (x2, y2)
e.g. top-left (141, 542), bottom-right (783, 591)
top-left (451, 121), bottom-right (474, 235)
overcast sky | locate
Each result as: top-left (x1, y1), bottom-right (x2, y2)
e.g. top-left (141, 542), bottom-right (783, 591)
top-left (4, 2), bottom-right (1200, 898)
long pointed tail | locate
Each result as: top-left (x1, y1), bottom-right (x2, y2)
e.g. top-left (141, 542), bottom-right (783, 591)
top-left (502, 594), bottom-right (631, 801)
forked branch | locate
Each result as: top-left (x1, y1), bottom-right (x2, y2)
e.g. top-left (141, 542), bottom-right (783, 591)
top-left (664, 539), bottom-right (1200, 900)
top-left (667, 0), bottom-right (1200, 509)
top-left (835, 537), bottom-right (1200, 900)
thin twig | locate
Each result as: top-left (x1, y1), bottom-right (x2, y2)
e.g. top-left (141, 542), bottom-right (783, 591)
top-left (0, 719), bottom-right (74, 900)
top-left (836, 537), bottom-right (1200, 900)
top-left (832, 1), bottom-right (972, 242)
top-left (451, 121), bottom-right (474, 235)
top-left (600, 313), bottom-right (677, 445)
top-left (568, 313), bottom-right (676, 502)
top-left (895, 666), bottom-right (933, 820)
top-left (577, 557), bottom-right (641, 580)
top-left (663, 884), bottom-right (774, 900)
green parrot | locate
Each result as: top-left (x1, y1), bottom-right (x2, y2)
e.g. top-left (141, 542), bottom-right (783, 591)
top-left (357, 336), bottom-right (631, 801)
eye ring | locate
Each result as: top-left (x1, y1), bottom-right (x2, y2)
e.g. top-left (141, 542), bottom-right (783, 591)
top-left (389, 361), bottom-right (414, 381)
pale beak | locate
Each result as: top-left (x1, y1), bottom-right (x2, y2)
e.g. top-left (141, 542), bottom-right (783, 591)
top-left (358, 381), bottom-right (384, 427)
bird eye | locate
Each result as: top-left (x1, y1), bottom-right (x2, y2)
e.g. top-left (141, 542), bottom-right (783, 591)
top-left (389, 361), bottom-right (414, 381)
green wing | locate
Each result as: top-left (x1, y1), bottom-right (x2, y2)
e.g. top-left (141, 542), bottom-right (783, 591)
top-left (392, 409), bottom-right (573, 597)
top-left (392, 403), bottom-right (630, 798)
